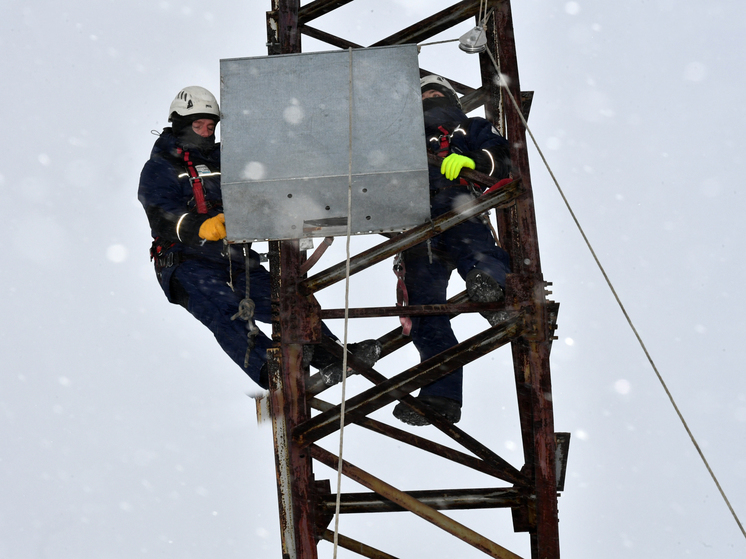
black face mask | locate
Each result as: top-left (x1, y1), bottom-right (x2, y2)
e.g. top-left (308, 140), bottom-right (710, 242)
top-left (422, 96), bottom-right (456, 112)
top-left (170, 114), bottom-right (217, 153)
top-left (176, 126), bottom-right (215, 153)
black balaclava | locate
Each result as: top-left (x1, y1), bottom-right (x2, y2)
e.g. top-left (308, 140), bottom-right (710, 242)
top-left (422, 95), bottom-right (455, 112)
top-left (170, 113), bottom-right (218, 153)
top-left (421, 84), bottom-right (461, 113)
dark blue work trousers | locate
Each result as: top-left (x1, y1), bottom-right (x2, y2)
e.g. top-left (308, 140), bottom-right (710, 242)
top-left (402, 191), bottom-right (510, 404)
top-left (170, 258), bottom-right (273, 387)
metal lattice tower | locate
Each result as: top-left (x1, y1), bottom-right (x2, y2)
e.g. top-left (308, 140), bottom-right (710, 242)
top-left (255, 2), bottom-right (568, 558)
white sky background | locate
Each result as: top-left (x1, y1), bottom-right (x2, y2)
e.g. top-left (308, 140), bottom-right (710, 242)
top-left (2, 0), bottom-right (745, 557)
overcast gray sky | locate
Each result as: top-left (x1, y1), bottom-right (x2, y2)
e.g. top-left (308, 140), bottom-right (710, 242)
top-left (2, 1), bottom-right (746, 558)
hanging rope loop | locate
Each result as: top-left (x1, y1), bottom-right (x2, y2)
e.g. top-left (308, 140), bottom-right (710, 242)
top-left (230, 243), bottom-right (261, 368)
top-left (232, 297), bottom-right (256, 321)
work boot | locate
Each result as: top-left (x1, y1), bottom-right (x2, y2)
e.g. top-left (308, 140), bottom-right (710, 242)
top-left (392, 395), bottom-right (462, 426)
top-left (258, 362), bottom-right (269, 390)
top-left (465, 268), bottom-right (508, 327)
top-left (320, 340), bottom-right (382, 387)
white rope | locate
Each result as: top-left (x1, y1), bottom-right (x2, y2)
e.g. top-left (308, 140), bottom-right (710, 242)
top-left (482, 46), bottom-right (746, 541)
top-left (478, 0), bottom-right (488, 26)
top-left (418, 38), bottom-right (459, 47)
top-left (331, 46), bottom-right (355, 559)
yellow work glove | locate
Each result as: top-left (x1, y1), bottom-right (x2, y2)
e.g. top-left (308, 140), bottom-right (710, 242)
top-left (198, 213), bottom-right (226, 241)
top-left (441, 153), bottom-right (475, 181)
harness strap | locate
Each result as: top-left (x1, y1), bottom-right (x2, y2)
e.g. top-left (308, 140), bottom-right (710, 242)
top-left (436, 125), bottom-right (451, 158)
top-left (178, 148), bottom-right (208, 214)
top-left (431, 123), bottom-right (472, 188)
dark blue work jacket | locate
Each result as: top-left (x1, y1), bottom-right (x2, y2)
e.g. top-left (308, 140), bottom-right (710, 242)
top-left (423, 105), bottom-right (512, 217)
top-left (138, 128), bottom-right (244, 298)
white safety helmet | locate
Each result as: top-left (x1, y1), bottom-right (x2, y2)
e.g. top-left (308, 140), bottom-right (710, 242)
top-left (168, 86), bottom-right (220, 123)
top-left (420, 75), bottom-right (461, 108)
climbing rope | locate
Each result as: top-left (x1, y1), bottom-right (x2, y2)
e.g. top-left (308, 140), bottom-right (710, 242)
top-left (231, 244), bottom-right (261, 368)
top-left (331, 46), bottom-right (356, 559)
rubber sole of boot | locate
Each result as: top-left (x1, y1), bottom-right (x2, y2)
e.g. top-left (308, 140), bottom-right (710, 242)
top-left (465, 269), bottom-right (506, 327)
top-left (321, 340), bottom-right (382, 386)
top-left (392, 396), bottom-right (462, 426)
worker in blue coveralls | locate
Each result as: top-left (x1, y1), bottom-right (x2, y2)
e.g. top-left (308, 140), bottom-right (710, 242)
top-left (139, 86), bottom-right (380, 390)
top-left (392, 75), bottom-right (512, 426)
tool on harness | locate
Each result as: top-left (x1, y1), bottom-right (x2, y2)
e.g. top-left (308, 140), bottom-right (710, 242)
top-left (177, 147), bottom-right (208, 215)
top-left (230, 244), bottom-right (261, 368)
top-left (393, 253), bottom-right (412, 336)
top-left (149, 237), bottom-right (181, 280)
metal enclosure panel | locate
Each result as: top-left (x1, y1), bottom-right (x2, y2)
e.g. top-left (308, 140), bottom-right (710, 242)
top-left (220, 45), bottom-right (430, 242)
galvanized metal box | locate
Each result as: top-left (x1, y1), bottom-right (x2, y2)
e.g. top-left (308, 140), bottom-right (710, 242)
top-left (220, 45), bottom-right (430, 242)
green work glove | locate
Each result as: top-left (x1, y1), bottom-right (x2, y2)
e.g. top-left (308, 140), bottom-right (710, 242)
top-left (441, 153), bottom-right (475, 181)
top-left (198, 213), bottom-right (226, 241)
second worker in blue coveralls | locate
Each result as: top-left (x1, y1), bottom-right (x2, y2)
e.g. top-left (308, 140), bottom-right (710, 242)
top-left (392, 75), bottom-right (513, 426)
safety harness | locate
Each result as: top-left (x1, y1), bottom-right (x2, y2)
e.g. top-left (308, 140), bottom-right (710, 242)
top-left (178, 147), bottom-right (208, 215)
top-left (149, 149), bottom-right (216, 277)
top-left (433, 125), bottom-right (455, 158)
top-left (429, 121), bottom-right (475, 192)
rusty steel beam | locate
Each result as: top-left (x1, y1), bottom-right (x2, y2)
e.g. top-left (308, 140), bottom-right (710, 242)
top-left (268, 239), bottom-right (320, 559)
top-left (305, 291), bottom-right (474, 396)
top-left (491, 3), bottom-right (542, 276)
top-left (265, 5), bottom-right (322, 559)
top-left (319, 487), bottom-right (525, 514)
top-left (305, 336), bottom-right (528, 486)
top-left (461, 86), bottom-right (489, 113)
top-left (311, 445), bottom-right (524, 559)
top-left (300, 177), bottom-right (523, 295)
top-left (298, 0), bottom-right (355, 24)
top-left (294, 317), bottom-right (522, 444)
top-left (266, 348), bottom-right (297, 558)
top-left (371, 0), bottom-right (480, 47)
top-left (267, 0), bottom-right (301, 55)
top-left (487, 1), bottom-right (560, 556)
top-left (294, 322), bottom-right (528, 487)
top-left (300, 24), bottom-right (364, 49)
top-left (310, 397), bottom-right (512, 480)
top-left (319, 301), bottom-right (505, 320)
top-left (320, 530), bottom-right (400, 559)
